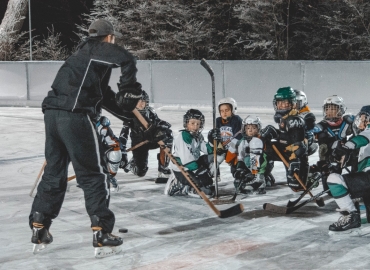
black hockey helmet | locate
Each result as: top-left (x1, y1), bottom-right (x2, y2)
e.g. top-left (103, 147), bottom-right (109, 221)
top-left (354, 105), bottom-right (370, 134)
top-left (183, 109), bottom-right (205, 133)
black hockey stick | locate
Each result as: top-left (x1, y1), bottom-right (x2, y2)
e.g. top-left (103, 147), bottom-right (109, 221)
top-left (133, 109), bottom-right (244, 218)
top-left (286, 176), bottom-right (321, 207)
top-left (272, 145), bottom-right (325, 207)
top-left (263, 189), bottom-right (329, 214)
top-left (200, 58), bottom-right (220, 198)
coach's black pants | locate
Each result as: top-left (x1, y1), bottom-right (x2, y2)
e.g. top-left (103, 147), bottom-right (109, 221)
top-left (29, 110), bottom-right (115, 232)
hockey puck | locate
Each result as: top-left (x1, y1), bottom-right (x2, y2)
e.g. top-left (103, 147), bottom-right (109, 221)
top-left (119, 228), bottom-right (128, 233)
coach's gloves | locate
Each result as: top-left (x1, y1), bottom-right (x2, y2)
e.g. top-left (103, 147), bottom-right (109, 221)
top-left (116, 82), bottom-right (142, 112)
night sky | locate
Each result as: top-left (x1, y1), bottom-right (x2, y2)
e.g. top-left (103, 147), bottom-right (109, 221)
top-left (0, 0), bottom-right (94, 50)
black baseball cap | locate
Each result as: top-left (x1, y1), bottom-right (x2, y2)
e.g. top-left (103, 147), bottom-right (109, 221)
top-left (88, 19), bottom-right (123, 38)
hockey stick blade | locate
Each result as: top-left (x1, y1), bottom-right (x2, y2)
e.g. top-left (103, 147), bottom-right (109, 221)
top-left (200, 58), bottom-right (214, 76)
top-left (286, 178), bottom-right (323, 208)
top-left (263, 189), bottom-right (329, 214)
top-left (132, 109), bottom-right (244, 218)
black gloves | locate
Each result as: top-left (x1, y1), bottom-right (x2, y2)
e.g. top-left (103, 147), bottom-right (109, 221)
top-left (261, 125), bottom-right (279, 140)
top-left (331, 141), bottom-right (351, 165)
top-left (143, 123), bottom-right (173, 147)
top-left (116, 82), bottom-right (143, 112)
top-left (207, 128), bottom-right (221, 144)
top-left (119, 153), bottom-right (128, 169)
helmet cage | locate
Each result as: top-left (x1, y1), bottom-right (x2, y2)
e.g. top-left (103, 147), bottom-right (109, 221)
top-left (242, 115), bottom-right (262, 137)
top-left (354, 111), bottom-right (370, 133)
top-left (323, 103), bottom-right (344, 122)
top-left (294, 90), bottom-right (308, 111)
top-left (138, 90), bottom-right (150, 113)
top-left (183, 109), bottom-right (205, 135)
top-left (273, 98), bottom-right (296, 115)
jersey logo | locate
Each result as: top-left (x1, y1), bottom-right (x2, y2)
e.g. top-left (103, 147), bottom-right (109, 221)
top-left (288, 119), bottom-right (304, 129)
top-left (220, 126), bottom-right (233, 141)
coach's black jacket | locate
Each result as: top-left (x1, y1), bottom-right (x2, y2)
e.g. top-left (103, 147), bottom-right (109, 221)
top-left (42, 39), bottom-right (139, 121)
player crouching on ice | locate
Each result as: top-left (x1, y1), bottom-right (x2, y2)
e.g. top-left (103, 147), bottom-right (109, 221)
top-left (326, 105), bottom-right (370, 235)
top-left (261, 87), bottom-right (319, 193)
top-left (233, 115), bottom-right (267, 195)
top-left (97, 116), bottom-right (122, 192)
top-left (119, 90), bottom-right (172, 182)
top-left (215, 97), bottom-right (243, 181)
top-left (164, 109), bottom-right (221, 198)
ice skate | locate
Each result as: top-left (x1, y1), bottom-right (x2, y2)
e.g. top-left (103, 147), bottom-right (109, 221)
top-left (109, 175), bottom-right (120, 192)
top-left (156, 164), bottom-right (171, 183)
top-left (31, 212), bottom-right (53, 254)
top-left (164, 174), bottom-right (187, 196)
top-left (93, 230), bottom-right (123, 258)
top-left (91, 215), bottom-right (123, 258)
top-left (328, 210), bottom-right (361, 237)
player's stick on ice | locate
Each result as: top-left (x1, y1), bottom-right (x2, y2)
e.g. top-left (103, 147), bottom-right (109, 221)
top-left (272, 145), bottom-right (325, 207)
top-left (132, 109), bottom-right (244, 218)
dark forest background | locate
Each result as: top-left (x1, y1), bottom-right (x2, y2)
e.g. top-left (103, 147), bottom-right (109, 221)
top-left (1, 0), bottom-right (370, 61)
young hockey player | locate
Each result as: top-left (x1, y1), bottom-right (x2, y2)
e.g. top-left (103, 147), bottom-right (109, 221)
top-left (119, 90), bottom-right (172, 181)
top-left (294, 89), bottom-right (318, 156)
top-left (233, 115), bottom-right (267, 194)
top-left (310, 95), bottom-right (356, 193)
top-left (216, 97), bottom-right (243, 179)
top-left (97, 116), bottom-right (121, 192)
top-left (164, 109), bottom-right (221, 198)
top-left (326, 105), bottom-right (370, 234)
top-left (261, 87), bottom-right (318, 192)
top-left (29, 19), bottom-right (170, 258)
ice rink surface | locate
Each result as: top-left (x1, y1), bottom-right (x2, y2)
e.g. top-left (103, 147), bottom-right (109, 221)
top-left (1, 106), bottom-right (370, 270)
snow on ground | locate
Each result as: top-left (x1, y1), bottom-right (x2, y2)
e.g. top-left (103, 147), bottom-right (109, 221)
top-left (1, 106), bottom-right (370, 270)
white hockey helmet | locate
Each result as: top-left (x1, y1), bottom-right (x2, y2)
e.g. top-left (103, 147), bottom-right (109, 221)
top-left (218, 97), bottom-right (237, 114)
top-left (242, 115), bottom-right (262, 136)
top-left (322, 95), bottom-right (347, 122)
top-left (294, 89), bottom-right (308, 111)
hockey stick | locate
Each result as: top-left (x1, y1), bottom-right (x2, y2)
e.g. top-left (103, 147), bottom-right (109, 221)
top-left (200, 58), bottom-right (220, 198)
top-left (263, 189), bottom-right (329, 214)
top-left (66, 140), bottom-right (150, 182)
top-left (133, 108), bottom-right (244, 218)
top-left (29, 160), bottom-right (47, 197)
top-left (286, 177), bottom-right (321, 207)
top-left (272, 144), bottom-right (325, 207)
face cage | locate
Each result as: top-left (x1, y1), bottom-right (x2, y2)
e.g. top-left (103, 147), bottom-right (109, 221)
top-left (323, 104), bottom-right (343, 121)
top-left (296, 100), bottom-right (306, 111)
top-left (242, 123), bottom-right (261, 137)
top-left (183, 117), bottom-right (205, 133)
top-left (354, 112), bottom-right (370, 132)
top-left (273, 99), bottom-right (294, 114)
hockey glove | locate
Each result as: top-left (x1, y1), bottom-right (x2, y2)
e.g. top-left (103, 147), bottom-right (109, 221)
top-left (331, 141), bottom-right (351, 166)
top-left (261, 125), bottom-right (279, 140)
top-left (234, 168), bottom-right (248, 180)
top-left (119, 153), bottom-right (128, 169)
top-left (207, 128), bottom-right (221, 145)
top-left (116, 82), bottom-right (143, 112)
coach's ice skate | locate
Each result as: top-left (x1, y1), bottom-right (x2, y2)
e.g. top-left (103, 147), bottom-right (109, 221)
top-left (31, 212), bottom-right (53, 254)
top-left (91, 215), bottom-right (123, 258)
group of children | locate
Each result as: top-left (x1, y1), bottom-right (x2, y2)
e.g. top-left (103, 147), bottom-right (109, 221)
top-left (99, 87), bottom-right (370, 235)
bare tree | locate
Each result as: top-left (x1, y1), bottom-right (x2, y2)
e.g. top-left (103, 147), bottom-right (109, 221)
top-left (0, 0), bottom-right (28, 60)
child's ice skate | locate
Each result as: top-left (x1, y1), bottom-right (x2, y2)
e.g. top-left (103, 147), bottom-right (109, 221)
top-left (328, 210), bottom-right (361, 237)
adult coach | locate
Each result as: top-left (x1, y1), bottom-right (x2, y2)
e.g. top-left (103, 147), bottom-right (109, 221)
top-left (29, 19), bottom-right (169, 258)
